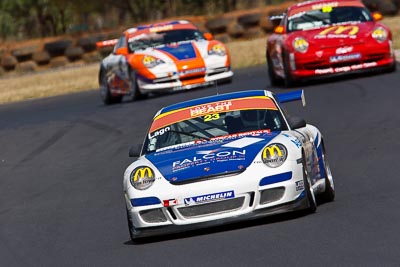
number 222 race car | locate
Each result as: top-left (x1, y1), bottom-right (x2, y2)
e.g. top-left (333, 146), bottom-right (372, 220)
top-left (123, 89), bottom-right (335, 241)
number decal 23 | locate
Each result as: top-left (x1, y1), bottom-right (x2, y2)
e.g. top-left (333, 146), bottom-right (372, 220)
top-left (204, 114), bottom-right (220, 122)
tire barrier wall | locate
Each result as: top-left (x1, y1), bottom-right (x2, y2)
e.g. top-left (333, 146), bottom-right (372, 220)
top-left (0, 0), bottom-right (398, 75)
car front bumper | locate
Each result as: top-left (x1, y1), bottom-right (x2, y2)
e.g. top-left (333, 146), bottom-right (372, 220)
top-left (125, 163), bottom-right (309, 239)
top-left (137, 69), bottom-right (233, 93)
top-left (128, 193), bottom-right (309, 239)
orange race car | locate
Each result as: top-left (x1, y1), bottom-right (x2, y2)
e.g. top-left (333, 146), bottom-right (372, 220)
top-left (97, 20), bottom-right (233, 104)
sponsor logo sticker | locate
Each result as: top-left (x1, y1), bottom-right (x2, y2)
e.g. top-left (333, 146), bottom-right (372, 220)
top-left (184, 190), bottom-right (235, 205)
top-left (330, 53), bottom-right (361, 63)
top-left (295, 180), bottom-right (304, 191)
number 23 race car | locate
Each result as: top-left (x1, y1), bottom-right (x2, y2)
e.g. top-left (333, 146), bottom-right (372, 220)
top-left (266, 0), bottom-right (396, 87)
top-left (123, 89), bottom-right (335, 241)
top-left (97, 20), bottom-right (233, 104)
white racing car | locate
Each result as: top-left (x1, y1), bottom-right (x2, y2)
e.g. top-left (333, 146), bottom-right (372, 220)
top-left (124, 89), bottom-right (335, 241)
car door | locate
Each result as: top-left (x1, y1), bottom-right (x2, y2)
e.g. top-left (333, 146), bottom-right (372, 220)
top-left (105, 35), bottom-right (131, 93)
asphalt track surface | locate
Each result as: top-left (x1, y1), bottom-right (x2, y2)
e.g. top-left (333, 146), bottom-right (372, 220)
top-left (1, 65), bottom-right (400, 267)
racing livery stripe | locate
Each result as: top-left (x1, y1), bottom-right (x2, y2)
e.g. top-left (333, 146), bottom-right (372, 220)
top-left (161, 90), bottom-right (268, 113)
top-left (127, 23), bottom-right (197, 39)
top-left (259, 171), bottom-right (292, 186)
top-left (146, 132), bottom-right (280, 182)
top-left (149, 97), bottom-right (278, 133)
top-left (157, 42), bottom-right (197, 60)
top-left (156, 96), bottom-right (272, 120)
top-left (288, 0), bottom-right (364, 17)
top-left (130, 197), bottom-right (161, 207)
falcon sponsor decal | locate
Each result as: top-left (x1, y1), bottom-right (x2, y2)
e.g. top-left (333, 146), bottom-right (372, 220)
top-left (184, 190), bottom-right (235, 205)
top-left (172, 149), bottom-right (246, 171)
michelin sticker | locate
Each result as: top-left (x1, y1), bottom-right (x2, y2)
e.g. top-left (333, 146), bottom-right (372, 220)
top-left (184, 190), bottom-right (235, 205)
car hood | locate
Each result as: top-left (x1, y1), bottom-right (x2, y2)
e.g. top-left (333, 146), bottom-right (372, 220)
top-left (145, 131), bottom-right (280, 183)
top-left (291, 22), bottom-right (378, 47)
top-left (136, 40), bottom-right (210, 64)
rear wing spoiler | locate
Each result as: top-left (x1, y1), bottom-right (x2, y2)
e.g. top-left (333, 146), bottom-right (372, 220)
top-left (96, 39), bottom-right (118, 49)
top-left (276, 90), bottom-right (306, 107)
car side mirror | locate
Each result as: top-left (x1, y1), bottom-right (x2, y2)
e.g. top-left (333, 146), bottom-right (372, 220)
top-left (129, 144), bottom-right (142, 158)
top-left (203, 32), bottom-right (213, 40)
top-left (114, 47), bottom-right (128, 55)
top-left (371, 12), bottom-right (383, 21)
top-left (289, 116), bottom-right (306, 129)
top-left (273, 25), bottom-right (286, 34)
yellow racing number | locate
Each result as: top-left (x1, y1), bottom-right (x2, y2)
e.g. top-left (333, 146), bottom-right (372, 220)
top-left (204, 113), bottom-right (220, 122)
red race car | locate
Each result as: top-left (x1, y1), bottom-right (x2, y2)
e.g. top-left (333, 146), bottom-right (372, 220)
top-left (266, 0), bottom-right (396, 87)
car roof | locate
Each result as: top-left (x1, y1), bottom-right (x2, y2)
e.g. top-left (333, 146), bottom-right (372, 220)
top-left (123, 20), bottom-right (198, 38)
top-left (288, 0), bottom-right (365, 16)
top-left (157, 90), bottom-right (274, 115)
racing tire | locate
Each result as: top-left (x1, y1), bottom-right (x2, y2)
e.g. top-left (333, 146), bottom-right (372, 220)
top-left (126, 208), bottom-right (140, 242)
top-left (282, 51), bottom-right (295, 88)
top-left (320, 144), bottom-right (335, 203)
top-left (302, 155), bottom-right (317, 213)
top-left (267, 52), bottom-right (282, 86)
top-left (44, 39), bottom-right (73, 57)
top-left (386, 61), bottom-right (397, 73)
top-left (237, 13), bottom-right (262, 27)
top-left (205, 17), bottom-right (230, 34)
top-left (129, 70), bottom-right (148, 101)
top-left (99, 69), bottom-right (122, 105)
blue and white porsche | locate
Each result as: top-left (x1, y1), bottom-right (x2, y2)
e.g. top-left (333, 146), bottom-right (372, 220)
top-left (124, 89), bottom-right (335, 240)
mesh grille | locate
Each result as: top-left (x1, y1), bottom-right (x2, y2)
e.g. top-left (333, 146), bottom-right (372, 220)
top-left (139, 208), bottom-right (167, 223)
top-left (260, 187), bottom-right (285, 205)
top-left (178, 197), bottom-right (245, 218)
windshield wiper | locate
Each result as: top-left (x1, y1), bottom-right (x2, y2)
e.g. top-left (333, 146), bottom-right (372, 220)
top-left (169, 130), bottom-right (211, 141)
top-left (302, 13), bottom-right (329, 25)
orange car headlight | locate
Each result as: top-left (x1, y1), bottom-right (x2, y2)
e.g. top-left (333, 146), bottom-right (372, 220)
top-left (372, 27), bottom-right (388, 43)
top-left (292, 38), bottom-right (309, 53)
top-left (208, 44), bottom-right (226, 56)
top-left (142, 55), bottom-right (165, 68)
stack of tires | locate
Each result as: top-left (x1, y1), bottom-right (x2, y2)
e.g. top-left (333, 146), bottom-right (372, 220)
top-left (0, 34), bottom-right (107, 75)
top-left (205, 7), bottom-right (287, 43)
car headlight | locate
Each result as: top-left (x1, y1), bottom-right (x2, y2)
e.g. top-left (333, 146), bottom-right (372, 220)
top-left (261, 143), bottom-right (287, 168)
top-left (142, 55), bottom-right (165, 68)
top-left (208, 44), bottom-right (226, 56)
top-left (372, 27), bottom-right (388, 43)
top-left (293, 38), bottom-right (309, 53)
top-left (130, 166), bottom-right (155, 190)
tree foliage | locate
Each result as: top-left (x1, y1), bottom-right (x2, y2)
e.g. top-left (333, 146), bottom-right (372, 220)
top-left (0, 0), bottom-right (286, 41)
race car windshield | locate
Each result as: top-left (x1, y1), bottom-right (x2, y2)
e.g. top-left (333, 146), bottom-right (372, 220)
top-left (143, 109), bottom-right (288, 153)
top-left (129, 29), bottom-right (205, 52)
top-left (288, 6), bottom-right (373, 32)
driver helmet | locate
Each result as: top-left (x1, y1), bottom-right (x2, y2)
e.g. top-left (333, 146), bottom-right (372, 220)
top-left (240, 109), bottom-right (266, 129)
